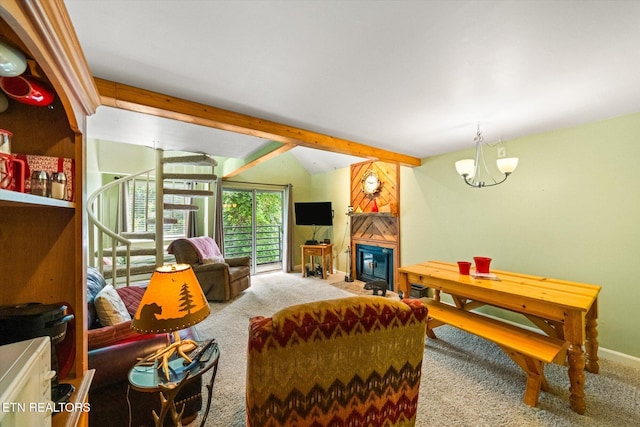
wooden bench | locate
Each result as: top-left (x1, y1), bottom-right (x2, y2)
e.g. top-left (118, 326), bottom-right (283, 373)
top-left (424, 299), bottom-right (568, 407)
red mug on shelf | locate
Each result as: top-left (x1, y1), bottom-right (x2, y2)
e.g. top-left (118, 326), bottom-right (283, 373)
top-left (0, 153), bottom-right (25, 192)
top-left (457, 261), bottom-right (472, 275)
top-left (473, 257), bottom-right (492, 274)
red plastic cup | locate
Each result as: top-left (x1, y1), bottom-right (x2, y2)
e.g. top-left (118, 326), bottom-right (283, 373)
top-left (474, 257), bottom-right (492, 274)
top-left (457, 261), bottom-right (472, 275)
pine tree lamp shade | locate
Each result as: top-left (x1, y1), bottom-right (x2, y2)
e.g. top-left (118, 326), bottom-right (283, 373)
top-left (131, 264), bottom-right (211, 376)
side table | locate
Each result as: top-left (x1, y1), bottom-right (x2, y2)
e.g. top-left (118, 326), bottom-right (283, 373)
top-left (301, 243), bottom-right (333, 279)
top-left (128, 341), bottom-right (220, 427)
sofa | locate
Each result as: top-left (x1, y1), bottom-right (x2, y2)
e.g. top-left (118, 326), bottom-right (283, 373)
top-left (246, 295), bottom-right (429, 426)
top-left (168, 237), bottom-right (251, 301)
top-left (86, 266), bottom-right (203, 427)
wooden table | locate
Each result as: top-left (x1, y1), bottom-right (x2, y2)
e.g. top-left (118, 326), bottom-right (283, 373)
top-left (301, 243), bottom-right (333, 279)
top-left (398, 260), bottom-right (601, 414)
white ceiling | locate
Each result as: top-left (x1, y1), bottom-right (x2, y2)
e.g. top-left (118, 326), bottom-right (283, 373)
top-left (64, 0), bottom-right (640, 174)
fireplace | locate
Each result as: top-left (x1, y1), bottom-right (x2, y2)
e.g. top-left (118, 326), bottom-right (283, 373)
top-left (349, 162), bottom-right (400, 290)
top-left (356, 244), bottom-right (394, 290)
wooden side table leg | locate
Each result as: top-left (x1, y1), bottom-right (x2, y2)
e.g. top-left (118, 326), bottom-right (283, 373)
top-left (322, 251), bottom-right (326, 279)
top-left (322, 250), bottom-right (328, 279)
top-left (311, 254), bottom-right (316, 276)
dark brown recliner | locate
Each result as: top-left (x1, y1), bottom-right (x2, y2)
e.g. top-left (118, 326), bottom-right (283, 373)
top-left (168, 238), bottom-right (251, 301)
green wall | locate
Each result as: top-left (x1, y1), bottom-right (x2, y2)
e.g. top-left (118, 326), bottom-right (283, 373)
top-left (310, 168), bottom-right (352, 273)
top-left (401, 112), bottom-right (640, 358)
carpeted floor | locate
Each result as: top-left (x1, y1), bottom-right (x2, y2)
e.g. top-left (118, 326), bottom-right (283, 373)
top-left (324, 278), bottom-right (398, 299)
top-left (192, 271), bottom-right (640, 427)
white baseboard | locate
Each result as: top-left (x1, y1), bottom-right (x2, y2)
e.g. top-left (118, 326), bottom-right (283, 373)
top-left (598, 347), bottom-right (640, 369)
top-left (478, 311), bottom-right (640, 369)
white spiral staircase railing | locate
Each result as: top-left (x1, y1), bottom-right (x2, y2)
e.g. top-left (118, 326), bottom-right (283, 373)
top-left (88, 169), bottom-right (154, 286)
top-left (87, 150), bottom-right (217, 286)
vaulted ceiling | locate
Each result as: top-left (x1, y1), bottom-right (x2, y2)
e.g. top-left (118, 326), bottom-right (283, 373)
top-left (64, 0), bottom-right (640, 175)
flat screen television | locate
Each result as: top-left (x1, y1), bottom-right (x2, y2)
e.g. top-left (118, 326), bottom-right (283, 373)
top-left (294, 202), bottom-right (333, 226)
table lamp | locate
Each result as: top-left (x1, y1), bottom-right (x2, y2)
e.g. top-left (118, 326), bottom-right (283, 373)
top-left (131, 264), bottom-right (211, 378)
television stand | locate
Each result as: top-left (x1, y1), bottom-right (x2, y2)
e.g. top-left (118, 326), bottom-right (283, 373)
top-left (301, 243), bottom-right (333, 279)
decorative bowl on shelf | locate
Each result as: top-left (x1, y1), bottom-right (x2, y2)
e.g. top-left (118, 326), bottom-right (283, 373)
top-left (0, 41), bottom-right (27, 77)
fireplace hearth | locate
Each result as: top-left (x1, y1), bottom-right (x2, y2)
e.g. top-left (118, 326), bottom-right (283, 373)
top-left (356, 244), bottom-right (394, 290)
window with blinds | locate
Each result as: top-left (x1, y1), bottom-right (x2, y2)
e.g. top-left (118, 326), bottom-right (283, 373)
top-left (126, 179), bottom-right (187, 238)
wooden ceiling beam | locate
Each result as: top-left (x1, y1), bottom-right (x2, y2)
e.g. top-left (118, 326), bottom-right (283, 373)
top-left (224, 143), bottom-right (295, 178)
top-left (95, 78), bottom-right (422, 167)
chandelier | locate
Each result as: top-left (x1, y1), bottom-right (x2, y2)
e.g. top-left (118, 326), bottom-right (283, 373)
top-left (454, 126), bottom-right (518, 188)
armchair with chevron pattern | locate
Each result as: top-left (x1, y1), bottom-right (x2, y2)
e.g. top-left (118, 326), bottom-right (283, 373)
top-left (246, 296), bottom-right (428, 427)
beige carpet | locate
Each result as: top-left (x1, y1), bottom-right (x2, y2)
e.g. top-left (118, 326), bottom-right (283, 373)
top-left (191, 271), bottom-right (640, 427)
top-left (326, 279), bottom-right (399, 299)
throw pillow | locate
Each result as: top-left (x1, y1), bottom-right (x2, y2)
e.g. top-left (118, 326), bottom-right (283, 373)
top-left (87, 266), bottom-right (107, 328)
top-left (94, 284), bottom-right (132, 326)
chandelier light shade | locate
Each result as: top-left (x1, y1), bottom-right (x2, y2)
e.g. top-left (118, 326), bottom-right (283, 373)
top-left (455, 126), bottom-right (518, 188)
top-left (496, 157), bottom-right (519, 174)
top-left (454, 159), bottom-right (476, 178)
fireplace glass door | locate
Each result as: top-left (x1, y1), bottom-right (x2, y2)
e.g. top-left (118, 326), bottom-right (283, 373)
top-left (356, 244), bottom-right (394, 290)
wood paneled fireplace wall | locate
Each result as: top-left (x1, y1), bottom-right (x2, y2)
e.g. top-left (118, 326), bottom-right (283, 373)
top-left (350, 161), bottom-right (400, 289)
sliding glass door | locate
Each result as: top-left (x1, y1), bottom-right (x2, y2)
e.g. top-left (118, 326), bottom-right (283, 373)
top-left (222, 188), bottom-right (284, 274)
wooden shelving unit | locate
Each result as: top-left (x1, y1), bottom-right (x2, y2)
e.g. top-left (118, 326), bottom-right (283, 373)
top-left (0, 188), bottom-right (75, 208)
top-left (0, 2), bottom-right (100, 426)
top-left (52, 369), bottom-right (95, 427)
